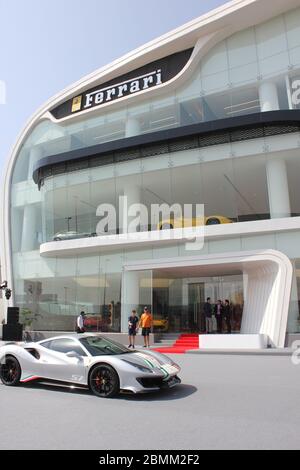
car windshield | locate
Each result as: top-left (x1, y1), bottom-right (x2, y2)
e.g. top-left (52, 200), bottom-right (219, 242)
top-left (80, 336), bottom-right (133, 356)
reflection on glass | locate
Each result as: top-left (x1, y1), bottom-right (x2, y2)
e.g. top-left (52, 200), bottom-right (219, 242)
top-left (152, 272), bottom-right (244, 334)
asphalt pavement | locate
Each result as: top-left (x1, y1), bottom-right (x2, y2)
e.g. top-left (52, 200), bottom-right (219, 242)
top-left (0, 354), bottom-right (299, 450)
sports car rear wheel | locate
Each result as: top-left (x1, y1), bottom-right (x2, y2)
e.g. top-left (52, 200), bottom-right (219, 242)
top-left (206, 218), bottom-right (221, 225)
top-left (0, 355), bottom-right (21, 386)
top-left (89, 364), bottom-right (120, 398)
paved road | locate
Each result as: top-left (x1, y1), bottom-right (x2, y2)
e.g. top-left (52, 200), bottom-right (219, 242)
top-left (0, 354), bottom-right (300, 450)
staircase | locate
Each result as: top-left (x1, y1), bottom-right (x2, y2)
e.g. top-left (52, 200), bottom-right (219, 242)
top-left (153, 333), bottom-right (180, 347)
top-left (153, 333), bottom-right (199, 354)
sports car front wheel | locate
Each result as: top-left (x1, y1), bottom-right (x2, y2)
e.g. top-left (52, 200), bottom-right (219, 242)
top-left (0, 356), bottom-right (21, 386)
top-left (89, 365), bottom-right (120, 398)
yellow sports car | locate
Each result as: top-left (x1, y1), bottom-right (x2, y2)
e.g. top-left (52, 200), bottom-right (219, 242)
top-left (153, 318), bottom-right (169, 331)
top-left (157, 215), bottom-right (233, 230)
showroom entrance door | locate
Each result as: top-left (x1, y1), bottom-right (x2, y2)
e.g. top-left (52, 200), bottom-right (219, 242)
top-left (188, 283), bottom-right (205, 333)
top-left (151, 268), bottom-right (244, 334)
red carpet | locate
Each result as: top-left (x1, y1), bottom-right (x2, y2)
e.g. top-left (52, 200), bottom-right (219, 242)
top-left (154, 334), bottom-right (199, 354)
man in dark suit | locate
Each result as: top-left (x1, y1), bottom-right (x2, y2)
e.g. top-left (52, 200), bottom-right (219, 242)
top-left (214, 300), bottom-right (224, 334)
top-left (203, 297), bottom-right (213, 334)
top-left (223, 300), bottom-right (232, 334)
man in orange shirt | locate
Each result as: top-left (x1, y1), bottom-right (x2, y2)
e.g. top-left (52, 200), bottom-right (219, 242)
top-left (139, 306), bottom-right (153, 348)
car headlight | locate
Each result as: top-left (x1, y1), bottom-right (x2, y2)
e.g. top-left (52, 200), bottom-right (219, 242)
top-left (121, 359), bottom-right (153, 373)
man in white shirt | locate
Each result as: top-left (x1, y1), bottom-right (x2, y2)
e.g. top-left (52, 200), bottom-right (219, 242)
top-left (77, 311), bottom-right (85, 333)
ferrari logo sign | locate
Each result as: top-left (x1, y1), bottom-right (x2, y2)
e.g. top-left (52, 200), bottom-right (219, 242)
top-left (71, 69), bottom-right (163, 114)
top-left (50, 49), bottom-right (193, 120)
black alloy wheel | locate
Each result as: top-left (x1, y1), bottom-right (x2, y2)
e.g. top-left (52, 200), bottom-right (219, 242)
top-left (89, 364), bottom-right (120, 398)
top-left (0, 356), bottom-right (21, 386)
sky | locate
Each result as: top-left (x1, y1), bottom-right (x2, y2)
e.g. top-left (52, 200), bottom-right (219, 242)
top-left (0, 0), bottom-right (228, 170)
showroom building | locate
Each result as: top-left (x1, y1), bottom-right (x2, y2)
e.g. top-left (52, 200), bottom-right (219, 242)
top-left (2, 0), bottom-right (300, 347)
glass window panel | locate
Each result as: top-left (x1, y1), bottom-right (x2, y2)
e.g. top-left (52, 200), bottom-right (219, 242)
top-left (12, 147), bottom-right (30, 184)
top-left (226, 86), bottom-right (260, 118)
top-left (256, 15), bottom-right (287, 60)
top-left (201, 70), bottom-right (229, 94)
top-left (149, 102), bottom-right (179, 132)
top-left (75, 259), bottom-right (104, 322)
top-left (285, 8), bottom-right (300, 49)
top-left (128, 101), bottom-right (151, 117)
top-left (204, 91), bottom-right (232, 120)
top-left (259, 52), bottom-right (290, 78)
top-left (140, 165), bottom-right (173, 230)
top-left (232, 154), bottom-right (270, 222)
top-left (289, 46), bottom-right (300, 68)
top-left (11, 207), bottom-right (23, 253)
top-left (179, 98), bottom-right (205, 125)
top-left (227, 27), bottom-right (257, 68)
top-left (52, 176), bottom-right (70, 240)
top-left (176, 71), bottom-right (202, 102)
top-left (91, 168), bottom-right (116, 236)
top-left (199, 158), bottom-right (238, 223)
top-left (115, 164), bottom-right (146, 233)
top-left (45, 257), bottom-right (77, 322)
top-left (229, 62), bottom-right (259, 87)
top-left (201, 42), bottom-right (228, 76)
top-left (42, 177), bottom-right (54, 242)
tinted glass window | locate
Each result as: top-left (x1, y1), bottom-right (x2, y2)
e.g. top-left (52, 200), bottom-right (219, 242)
top-left (80, 336), bottom-right (132, 356)
top-left (42, 338), bottom-right (87, 356)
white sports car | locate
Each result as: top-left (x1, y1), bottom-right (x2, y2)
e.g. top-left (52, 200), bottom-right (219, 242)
top-left (0, 334), bottom-right (181, 398)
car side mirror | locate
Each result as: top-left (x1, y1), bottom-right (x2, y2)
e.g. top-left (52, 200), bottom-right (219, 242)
top-left (66, 351), bottom-right (83, 361)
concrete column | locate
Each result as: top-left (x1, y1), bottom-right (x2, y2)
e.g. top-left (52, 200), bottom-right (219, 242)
top-left (259, 81), bottom-right (279, 112)
top-left (259, 82), bottom-right (291, 218)
top-left (121, 271), bottom-right (140, 333)
top-left (266, 158), bottom-right (291, 218)
top-left (21, 204), bottom-right (37, 252)
top-left (126, 116), bottom-right (140, 138)
top-left (28, 145), bottom-right (43, 180)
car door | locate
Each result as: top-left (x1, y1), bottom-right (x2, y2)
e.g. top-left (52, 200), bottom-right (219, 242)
top-left (39, 338), bottom-right (88, 385)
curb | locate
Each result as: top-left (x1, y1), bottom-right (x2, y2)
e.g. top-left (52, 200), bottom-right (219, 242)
top-left (185, 348), bottom-right (294, 356)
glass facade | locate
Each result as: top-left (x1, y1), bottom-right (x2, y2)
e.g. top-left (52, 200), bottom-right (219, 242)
top-left (151, 272), bottom-right (244, 334)
top-left (39, 152), bottom-right (274, 245)
top-left (8, 7), bottom-right (300, 333)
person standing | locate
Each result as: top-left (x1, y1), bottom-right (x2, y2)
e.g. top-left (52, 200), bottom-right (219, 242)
top-left (204, 298), bottom-right (213, 334)
top-left (223, 300), bottom-right (232, 334)
top-left (214, 300), bottom-right (224, 334)
top-left (140, 306), bottom-right (153, 348)
top-left (128, 309), bottom-right (139, 349)
top-left (76, 311), bottom-right (86, 334)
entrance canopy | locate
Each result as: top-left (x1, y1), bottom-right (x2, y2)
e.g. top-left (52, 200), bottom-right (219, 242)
top-left (122, 250), bottom-right (293, 348)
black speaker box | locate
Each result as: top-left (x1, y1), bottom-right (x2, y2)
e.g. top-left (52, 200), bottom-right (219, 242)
top-left (2, 324), bottom-right (23, 342)
top-left (7, 307), bottom-right (20, 325)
